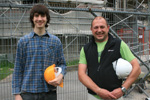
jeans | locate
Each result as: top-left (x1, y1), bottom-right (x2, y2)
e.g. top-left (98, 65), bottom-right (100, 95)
top-left (21, 90), bottom-right (57, 100)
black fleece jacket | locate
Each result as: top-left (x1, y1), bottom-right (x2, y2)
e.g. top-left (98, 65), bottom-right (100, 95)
top-left (84, 33), bottom-right (122, 94)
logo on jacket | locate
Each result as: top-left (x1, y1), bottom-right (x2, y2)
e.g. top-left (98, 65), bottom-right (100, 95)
top-left (108, 49), bottom-right (114, 52)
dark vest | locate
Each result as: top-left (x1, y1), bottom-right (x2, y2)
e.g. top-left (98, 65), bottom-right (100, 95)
top-left (84, 34), bottom-right (122, 95)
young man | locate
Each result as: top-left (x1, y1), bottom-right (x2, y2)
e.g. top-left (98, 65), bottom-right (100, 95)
top-left (12, 4), bottom-right (66, 100)
top-left (78, 16), bottom-right (141, 100)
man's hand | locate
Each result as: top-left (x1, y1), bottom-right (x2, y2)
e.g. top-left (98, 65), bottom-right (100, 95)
top-left (111, 88), bottom-right (123, 99)
top-left (15, 94), bottom-right (22, 100)
top-left (96, 88), bottom-right (117, 99)
top-left (48, 73), bottom-right (63, 87)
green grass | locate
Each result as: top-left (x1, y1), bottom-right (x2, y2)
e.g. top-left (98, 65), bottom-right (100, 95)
top-left (0, 59), bottom-right (79, 80)
top-left (0, 60), bottom-right (14, 80)
top-left (66, 59), bottom-right (79, 66)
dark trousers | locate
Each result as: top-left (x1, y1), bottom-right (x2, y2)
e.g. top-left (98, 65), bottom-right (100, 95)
top-left (21, 91), bottom-right (57, 100)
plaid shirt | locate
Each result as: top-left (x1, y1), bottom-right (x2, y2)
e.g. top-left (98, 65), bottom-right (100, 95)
top-left (12, 31), bottom-right (66, 94)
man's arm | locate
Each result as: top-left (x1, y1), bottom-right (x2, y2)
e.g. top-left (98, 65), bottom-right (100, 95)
top-left (122, 58), bottom-right (141, 89)
top-left (120, 41), bottom-right (141, 89)
top-left (56, 40), bottom-right (67, 76)
top-left (12, 39), bottom-right (24, 95)
top-left (49, 41), bottom-right (66, 87)
top-left (78, 63), bottom-right (117, 99)
top-left (111, 58), bottom-right (141, 98)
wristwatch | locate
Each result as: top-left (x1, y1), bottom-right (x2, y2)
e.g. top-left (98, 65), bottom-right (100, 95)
top-left (121, 86), bottom-right (127, 93)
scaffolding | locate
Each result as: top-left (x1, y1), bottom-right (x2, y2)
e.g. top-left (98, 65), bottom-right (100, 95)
top-left (0, 0), bottom-right (150, 100)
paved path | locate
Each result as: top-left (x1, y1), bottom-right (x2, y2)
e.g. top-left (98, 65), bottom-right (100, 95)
top-left (0, 68), bottom-right (150, 100)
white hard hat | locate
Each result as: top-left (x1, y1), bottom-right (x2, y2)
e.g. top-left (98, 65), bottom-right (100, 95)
top-left (112, 58), bottom-right (132, 79)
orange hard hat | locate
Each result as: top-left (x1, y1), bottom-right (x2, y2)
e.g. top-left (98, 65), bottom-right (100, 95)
top-left (44, 64), bottom-right (63, 88)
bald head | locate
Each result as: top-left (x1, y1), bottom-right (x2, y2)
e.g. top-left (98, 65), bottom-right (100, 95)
top-left (90, 16), bottom-right (110, 42)
top-left (91, 16), bottom-right (108, 28)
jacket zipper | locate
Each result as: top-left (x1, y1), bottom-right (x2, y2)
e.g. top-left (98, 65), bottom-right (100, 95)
top-left (97, 42), bottom-right (113, 71)
top-left (97, 65), bottom-right (101, 71)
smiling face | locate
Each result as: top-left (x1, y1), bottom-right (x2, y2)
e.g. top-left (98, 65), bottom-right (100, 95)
top-left (91, 17), bottom-right (109, 42)
top-left (29, 4), bottom-right (50, 28)
top-left (33, 13), bottom-right (47, 29)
